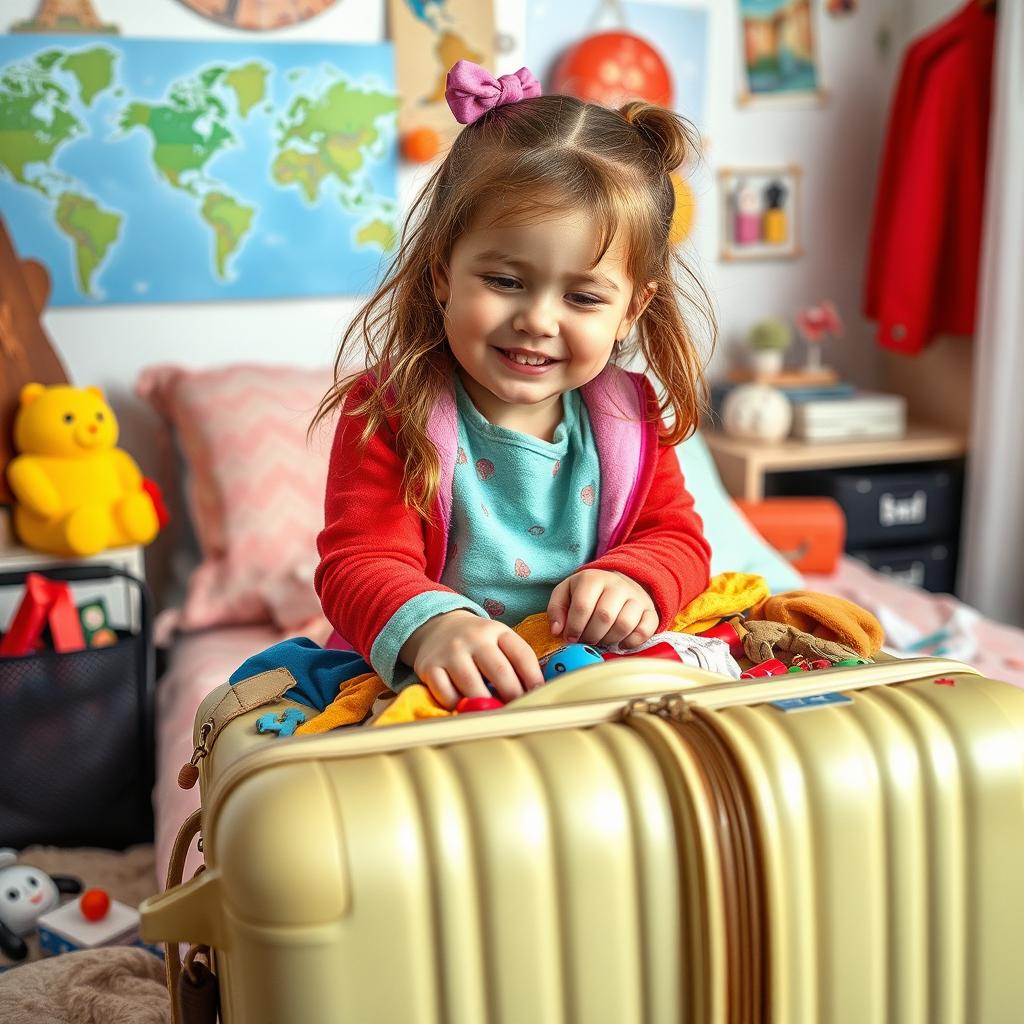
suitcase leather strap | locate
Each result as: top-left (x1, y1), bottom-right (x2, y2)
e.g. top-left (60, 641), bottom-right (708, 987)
top-left (163, 806), bottom-right (220, 1024)
top-left (178, 668), bottom-right (298, 789)
top-left (164, 808), bottom-right (212, 1024)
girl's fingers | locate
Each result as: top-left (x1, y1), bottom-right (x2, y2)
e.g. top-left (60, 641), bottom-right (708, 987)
top-left (474, 644), bottom-right (526, 703)
top-left (420, 666), bottom-right (458, 709)
top-left (576, 590), bottom-right (626, 646)
top-left (498, 630), bottom-right (545, 691)
top-left (546, 577), bottom-right (571, 637)
top-left (620, 608), bottom-right (660, 649)
top-left (563, 575), bottom-right (604, 643)
top-left (599, 599), bottom-right (646, 647)
top-left (446, 655), bottom-right (491, 703)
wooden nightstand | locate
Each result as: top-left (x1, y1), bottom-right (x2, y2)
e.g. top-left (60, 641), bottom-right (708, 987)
top-left (702, 423), bottom-right (968, 501)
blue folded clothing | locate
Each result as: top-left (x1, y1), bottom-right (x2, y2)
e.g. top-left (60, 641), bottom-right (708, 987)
top-left (229, 637), bottom-right (373, 712)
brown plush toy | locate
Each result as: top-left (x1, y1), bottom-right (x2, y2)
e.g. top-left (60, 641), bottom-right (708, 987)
top-left (738, 619), bottom-right (865, 667)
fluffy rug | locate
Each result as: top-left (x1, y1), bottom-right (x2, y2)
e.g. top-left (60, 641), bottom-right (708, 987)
top-left (0, 845), bottom-right (171, 1022)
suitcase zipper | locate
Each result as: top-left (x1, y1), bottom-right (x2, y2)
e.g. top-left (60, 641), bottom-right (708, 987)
top-left (631, 695), bottom-right (769, 1024)
top-left (178, 719), bottom-right (214, 790)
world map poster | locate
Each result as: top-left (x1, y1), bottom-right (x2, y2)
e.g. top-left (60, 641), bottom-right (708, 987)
top-left (0, 36), bottom-right (398, 305)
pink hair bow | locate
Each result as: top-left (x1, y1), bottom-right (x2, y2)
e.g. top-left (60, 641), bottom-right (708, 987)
top-left (796, 300), bottom-right (843, 343)
top-left (445, 59), bottom-right (542, 124)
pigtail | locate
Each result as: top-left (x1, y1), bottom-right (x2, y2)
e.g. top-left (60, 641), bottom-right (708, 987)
top-left (618, 101), bottom-right (698, 177)
top-left (616, 102), bottom-right (714, 442)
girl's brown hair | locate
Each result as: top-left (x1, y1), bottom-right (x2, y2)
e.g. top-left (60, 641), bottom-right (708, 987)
top-left (312, 93), bottom-right (716, 518)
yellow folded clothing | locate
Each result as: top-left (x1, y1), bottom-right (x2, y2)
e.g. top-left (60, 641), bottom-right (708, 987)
top-left (670, 572), bottom-right (770, 633)
top-left (374, 682), bottom-right (455, 726)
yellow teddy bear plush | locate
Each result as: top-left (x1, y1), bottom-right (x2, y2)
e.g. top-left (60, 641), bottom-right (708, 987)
top-left (6, 383), bottom-right (160, 557)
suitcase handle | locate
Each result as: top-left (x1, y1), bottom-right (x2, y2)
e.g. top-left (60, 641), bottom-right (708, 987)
top-left (141, 809), bottom-right (222, 1024)
top-left (512, 660), bottom-right (728, 708)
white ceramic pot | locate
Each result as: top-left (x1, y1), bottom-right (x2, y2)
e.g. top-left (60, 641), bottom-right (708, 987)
top-left (722, 383), bottom-right (793, 442)
top-left (747, 348), bottom-right (784, 379)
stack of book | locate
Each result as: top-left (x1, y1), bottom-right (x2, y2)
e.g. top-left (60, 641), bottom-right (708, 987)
top-left (711, 373), bottom-right (907, 443)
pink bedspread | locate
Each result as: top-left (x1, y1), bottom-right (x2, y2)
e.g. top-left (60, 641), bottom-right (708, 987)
top-left (154, 624), bottom-right (305, 888)
top-left (153, 558), bottom-right (1024, 886)
top-left (805, 557), bottom-right (1024, 688)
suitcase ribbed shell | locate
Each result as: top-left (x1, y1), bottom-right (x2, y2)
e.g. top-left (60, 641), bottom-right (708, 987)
top-left (143, 658), bottom-right (1024, 1023)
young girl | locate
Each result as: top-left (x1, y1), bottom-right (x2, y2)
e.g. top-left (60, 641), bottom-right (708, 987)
top-left (312, 60), bottom-right (714, 710)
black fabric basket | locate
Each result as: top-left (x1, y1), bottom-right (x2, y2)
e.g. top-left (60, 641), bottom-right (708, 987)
top-left (0, 564), bottom-right (155, 850)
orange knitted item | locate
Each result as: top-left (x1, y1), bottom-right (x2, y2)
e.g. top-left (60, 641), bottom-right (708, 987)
top-left (748, 590), bottom-right (884, 657)
top-left (294, 672), bottom-right (386, 735)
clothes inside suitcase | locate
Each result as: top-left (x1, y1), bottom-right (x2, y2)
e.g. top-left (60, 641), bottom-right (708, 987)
top-left (143, 656), bottom-right (1024, 1024)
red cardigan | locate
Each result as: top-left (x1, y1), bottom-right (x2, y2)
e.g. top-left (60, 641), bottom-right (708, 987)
top-left (863, 1), bottom-right (995, 355)
top-left (315, 368), bottom-right (711, 664)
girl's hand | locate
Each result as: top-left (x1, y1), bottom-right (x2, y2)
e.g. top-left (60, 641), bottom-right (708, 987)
top-left (400, 610), bottom-right (544, 709)
top-left (547, 569), bottom-right (659, 649)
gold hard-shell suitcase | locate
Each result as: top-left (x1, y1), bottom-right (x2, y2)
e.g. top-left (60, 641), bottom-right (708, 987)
top-left (142, 656), bottom-right (1024, 1023)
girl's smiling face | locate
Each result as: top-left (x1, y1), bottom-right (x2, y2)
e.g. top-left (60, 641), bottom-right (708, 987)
top-left (432, 201), bottom-right (652, 439)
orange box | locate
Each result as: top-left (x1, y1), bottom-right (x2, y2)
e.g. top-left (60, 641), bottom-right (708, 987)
top-left (735, 497), bottom-right (846, 574)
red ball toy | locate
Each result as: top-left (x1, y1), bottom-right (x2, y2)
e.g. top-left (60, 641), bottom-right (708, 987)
top-left (79, 888), bottom-right (111, 922)
top-left (552, 31), bottom-right (673, 108)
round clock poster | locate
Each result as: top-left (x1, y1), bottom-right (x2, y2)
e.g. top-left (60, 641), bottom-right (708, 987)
top-left (179, 0), bottom-right (339, 30)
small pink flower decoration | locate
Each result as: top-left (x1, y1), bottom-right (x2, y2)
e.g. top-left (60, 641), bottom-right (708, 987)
top-left (795, 300), bottom-right (843, 371)
top-left (580, 484), bottom-right (595, 506)
top-left (476, 458), bottom-right (495, 481)
top-left (483, 598), bottom-right (506, 617)
top-left (514, 558), bottom-right (531, 578)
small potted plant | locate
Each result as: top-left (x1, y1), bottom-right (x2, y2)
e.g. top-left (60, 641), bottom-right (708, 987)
top-left (746, 318), bottom-right (793, 379)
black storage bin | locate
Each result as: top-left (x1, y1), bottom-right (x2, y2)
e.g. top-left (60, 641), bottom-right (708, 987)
top-left (849, 543), bottom-right (956, 594)
top-left (768, 463), bottom-right (961, 548)
top-left (0, 565), bottom-right (154, 850)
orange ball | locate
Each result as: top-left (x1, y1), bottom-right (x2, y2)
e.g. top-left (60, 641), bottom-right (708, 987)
top-left (401, 126), bottom-right (441, 163)
top-left (552, 31), bottom-right (673, 108)
top-left (79, 888), bottom-right (110, 922)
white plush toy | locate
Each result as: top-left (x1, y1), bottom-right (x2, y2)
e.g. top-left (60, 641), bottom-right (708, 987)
top-left (0, 848), bottom-right (82, 961)
top-left (722, 383), bottom-right (793, 442)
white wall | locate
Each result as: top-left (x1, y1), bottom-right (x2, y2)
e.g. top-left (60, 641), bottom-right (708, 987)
top-left (5, 0), bottom-right (913, 397)
top-left (4, 0), bottom-right (929, 596)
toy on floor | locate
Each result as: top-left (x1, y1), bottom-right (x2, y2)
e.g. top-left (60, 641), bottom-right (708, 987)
top-left (0, 849), bottom-right (82, 962)
top-left (36, 887), bottom-right (159, 958)
top-left (6, 382), bottom-right (163, 557)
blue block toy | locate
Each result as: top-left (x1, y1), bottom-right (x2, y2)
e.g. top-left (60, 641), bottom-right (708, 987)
top-left (256, 708), bottom-right (306, 737)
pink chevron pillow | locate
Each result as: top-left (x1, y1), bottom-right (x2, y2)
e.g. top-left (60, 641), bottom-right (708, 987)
top-left (137, 364), bottom-right (335, 631)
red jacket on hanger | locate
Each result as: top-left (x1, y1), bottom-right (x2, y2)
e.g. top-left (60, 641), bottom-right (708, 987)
top-left (863, 1), bottom-right (995, 355)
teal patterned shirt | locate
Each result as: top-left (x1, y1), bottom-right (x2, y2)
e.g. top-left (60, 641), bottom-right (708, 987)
top-left (369, 375), bottom-right (602, 689)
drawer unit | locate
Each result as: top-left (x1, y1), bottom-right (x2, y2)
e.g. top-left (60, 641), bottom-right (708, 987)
top-left (768, 463), bottom-right (962, 549)
top-left (848, 542), bottom-right (956, 594)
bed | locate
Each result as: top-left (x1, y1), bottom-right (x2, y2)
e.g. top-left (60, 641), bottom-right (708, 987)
top-left (137, 362), bottom-right (1024, 889)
